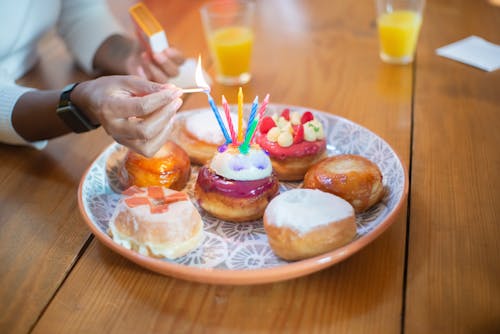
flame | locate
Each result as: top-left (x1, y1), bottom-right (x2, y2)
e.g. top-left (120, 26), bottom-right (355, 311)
top-left (195, 55), bottom-right (210, 91)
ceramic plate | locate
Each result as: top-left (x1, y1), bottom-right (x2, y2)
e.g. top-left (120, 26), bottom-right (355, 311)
top-left (78, 104), bottom-right (408, 285)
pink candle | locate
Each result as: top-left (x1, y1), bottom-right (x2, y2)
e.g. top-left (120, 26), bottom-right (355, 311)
top-left (258, 94), bottom-right (270, 119)
top-left (221, 95), bottom-right (237, 143)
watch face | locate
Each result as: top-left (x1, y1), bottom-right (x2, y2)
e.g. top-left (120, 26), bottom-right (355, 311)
top-left (57, 104), bottom-right (97, 133)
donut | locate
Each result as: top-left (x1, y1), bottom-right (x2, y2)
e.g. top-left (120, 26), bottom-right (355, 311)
top-left (168, 109), bottom-right (240, 165)
top-left (108, 186), bottom-right (203, 259)
top-left (303, 154), bottom-right (385, 212)
top-left (194, 145), bottom-right (279, 222)
top-left (263, 189), bottom-right (356, 261)
top-left (255, 108), bottom-right (327, 181)
top-left (120, 141), bottom-right (191, 190)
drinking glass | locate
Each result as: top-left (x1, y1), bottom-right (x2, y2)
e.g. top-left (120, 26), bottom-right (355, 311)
top-left (200, 0), bottom-right (256, 85)
top-left (376, 0), bottom-right (425, 64)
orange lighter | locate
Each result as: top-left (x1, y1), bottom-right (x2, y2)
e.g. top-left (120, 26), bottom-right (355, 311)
top-left (129, 2), bottom-right (168, 54)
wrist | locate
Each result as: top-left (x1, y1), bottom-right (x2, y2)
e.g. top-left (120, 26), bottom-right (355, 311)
top-left (56, 83), bottom-right (100, 133)
top-left (70, 81), bottom-right (100, 125)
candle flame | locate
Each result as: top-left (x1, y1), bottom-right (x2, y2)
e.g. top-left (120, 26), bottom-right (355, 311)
top-left (195, 55), bottom-right (210, 92)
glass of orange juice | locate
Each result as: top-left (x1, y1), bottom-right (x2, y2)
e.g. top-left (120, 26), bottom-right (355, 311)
top-left (201, 0), bottom-right (256, 85)
top-left (376, 0), bottom-right (425, 64)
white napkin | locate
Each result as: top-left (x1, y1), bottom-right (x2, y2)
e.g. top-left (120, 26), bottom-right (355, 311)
top-left (436, 36), bottom-right (500, 72)
top-left (168, 57), bottom-right (212, 88)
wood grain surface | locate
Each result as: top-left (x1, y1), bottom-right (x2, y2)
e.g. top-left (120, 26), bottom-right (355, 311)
top-left (32, 1), bottom-right (410, 333)
top-left (0, 0), bottom-right (497, 333)
top-left (405, 1), bottom-right (500, 333)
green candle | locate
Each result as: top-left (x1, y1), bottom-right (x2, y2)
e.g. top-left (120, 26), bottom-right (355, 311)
top-left (239, 117), bottom-right (259, 154)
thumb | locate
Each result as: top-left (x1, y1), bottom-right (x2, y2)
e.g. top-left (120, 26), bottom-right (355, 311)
top-left (123, 76), bottom-right (166, 97)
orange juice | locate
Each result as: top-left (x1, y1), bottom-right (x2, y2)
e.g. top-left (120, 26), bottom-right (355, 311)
top-left (377, 10), bottom-right (422, 63)
top-left (209, 26), bottom-right (254, 78)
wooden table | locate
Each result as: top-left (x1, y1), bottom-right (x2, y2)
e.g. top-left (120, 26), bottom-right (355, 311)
top-left (1, 1), bottom-right (498, 333)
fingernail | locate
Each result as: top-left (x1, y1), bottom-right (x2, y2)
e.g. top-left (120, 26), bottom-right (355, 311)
top-left (172, 98), bottom-right (183, 109)
top-left (161, 83), bottom-right (175, 89)
top-left (169, 87), bottom-right (183, 99)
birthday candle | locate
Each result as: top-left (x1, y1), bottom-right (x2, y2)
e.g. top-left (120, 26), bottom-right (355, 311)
top-left (239, 116), bottom-right (259, 154)
top-left (247, 96), bottom-right (259, 130)
top-left (206, 93), bottom-right (232, 144)
top-left (221, 95), bottom-right (236, 143)
top-left (258, 94), bottom-right (270, 119)
top-left (237, 87), bottom-right (243, 142)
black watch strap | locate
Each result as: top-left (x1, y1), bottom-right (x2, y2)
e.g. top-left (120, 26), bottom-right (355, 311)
top-left (56, 83), bottom-right (100, 133)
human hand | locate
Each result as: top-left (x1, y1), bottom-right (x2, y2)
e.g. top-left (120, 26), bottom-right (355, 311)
top-left (71, 75), bottom-right (183, 157)
top-left (94, 35), bottom-right (185, 83)
top-left (127, 47), bottom-right (186, 83)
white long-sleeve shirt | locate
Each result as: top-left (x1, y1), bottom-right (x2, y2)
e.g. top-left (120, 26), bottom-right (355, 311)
top-left (0, 0), bottom-right (124, 148)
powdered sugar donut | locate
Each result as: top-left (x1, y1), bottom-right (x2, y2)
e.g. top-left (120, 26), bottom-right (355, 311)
top-left (263, 189), bottom-right (356, 260)
top-left (108, 186), bottom-right (203, 259)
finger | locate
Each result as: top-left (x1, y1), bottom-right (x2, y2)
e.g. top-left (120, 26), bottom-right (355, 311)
top-left (156, 57), bottom-right (181, 78)
top-left (152, 51), bottom-right (182, 77)
top-left (135, 66), bottom-right (147, 79)
top-left (165, 48), bottom-right (185, 65)
top-left (125, 111), bottom-right (179, 158)
top-left (107, 97), bottom-right (183, 141)
top-left (115, 73), bottom-right (167, 96)
top-left (143, 60), bottom-right (170, 83)
top-left (109, 86), bottom-right (183, 119)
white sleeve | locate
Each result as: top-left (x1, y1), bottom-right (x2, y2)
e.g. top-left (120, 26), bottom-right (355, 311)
top-left (57, 0), bottom-right (126, 75)
top-left (0, 81), bottom-right (48, 149)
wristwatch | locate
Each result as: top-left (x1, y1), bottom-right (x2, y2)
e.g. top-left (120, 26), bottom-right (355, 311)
top-left (56, 83), bottom-right (100, 133)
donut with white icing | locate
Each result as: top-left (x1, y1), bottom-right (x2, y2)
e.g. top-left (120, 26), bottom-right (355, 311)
top-left (108, 186), bottom-right (203, 259)
top-left (263, 189), bottom-right (356, 260)
top-left (168, 109), bottom-right (241, 165)
top-left (194, 145), bottom-right (279, 222)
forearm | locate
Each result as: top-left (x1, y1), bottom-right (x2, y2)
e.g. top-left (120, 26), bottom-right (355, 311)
top-left (8, 76), bottom-right (183, 157)
top-left (12, 90), bottom-right (71, 141)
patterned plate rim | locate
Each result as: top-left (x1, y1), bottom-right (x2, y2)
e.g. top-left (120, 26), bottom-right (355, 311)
top-left (78, 105), bottom-right (409, 285)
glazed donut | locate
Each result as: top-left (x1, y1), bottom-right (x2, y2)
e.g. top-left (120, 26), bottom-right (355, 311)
top-left (303, 154), bottom-right (385, 212)
top-left (263, 189), bottom-right (356, 261)
top-left (120, 141), bottom-right (191, 191)
top-left (108, 186), bottom-right (203, 259)
top-left (194, 145), bottom-right (279, 222)
top-left (255, 108), bottom-right (326, 181)
top-left (168, 109), bottom-right (240, 165)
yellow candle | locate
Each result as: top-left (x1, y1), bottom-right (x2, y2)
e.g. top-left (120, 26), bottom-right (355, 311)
top-left (237, 87), bottom-right (243, 142)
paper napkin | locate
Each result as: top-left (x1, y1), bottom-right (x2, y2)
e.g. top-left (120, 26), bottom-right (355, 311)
top-left (436, 36), bottom-right (500, 72)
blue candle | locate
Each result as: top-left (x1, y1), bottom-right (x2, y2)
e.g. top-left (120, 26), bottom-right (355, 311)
top-left (247, 96), bottom-right (259, 129)
top-left (243, 96), bottom-right (259, 146)
top-left (206, 93), bottom-right (232, 144)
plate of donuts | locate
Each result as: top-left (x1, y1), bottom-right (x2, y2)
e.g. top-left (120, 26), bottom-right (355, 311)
top-left (78, 104), bottom-right (408, 285)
